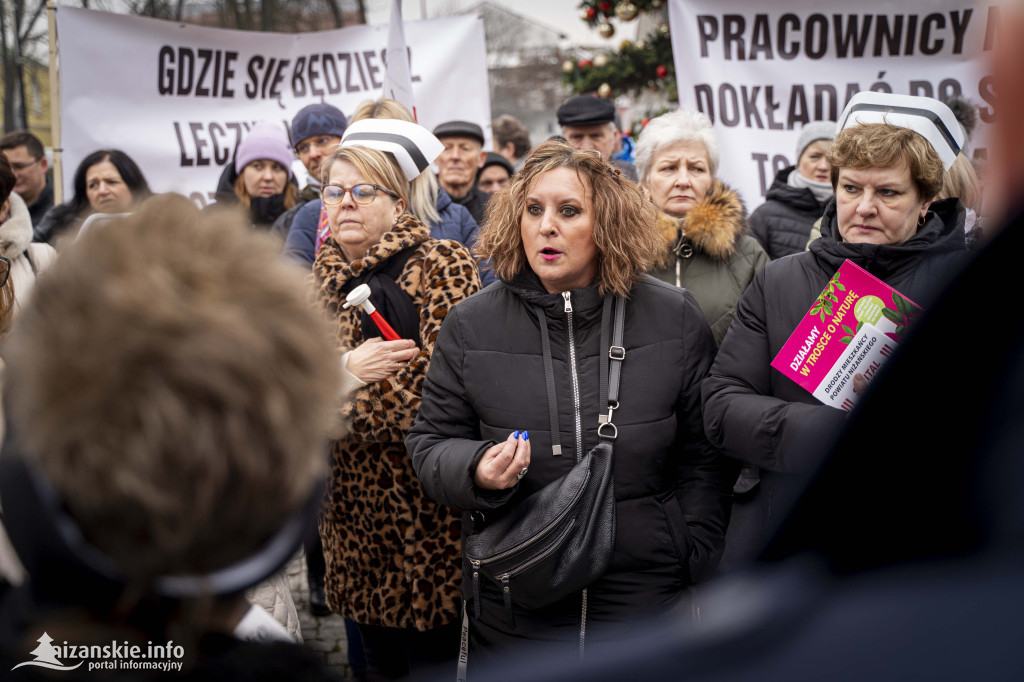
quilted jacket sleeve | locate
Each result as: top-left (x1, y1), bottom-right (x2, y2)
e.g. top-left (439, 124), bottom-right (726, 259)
top-left (282, 200), bottom-right (319, 267)
top-left (343, 241), bottom-right (481, 444)
top-left (407, 304), bottom-right (518, 512)
top-left (702, 267), bottom-right (846, 473)
top-left (672, 291), bottom-right (738, 583)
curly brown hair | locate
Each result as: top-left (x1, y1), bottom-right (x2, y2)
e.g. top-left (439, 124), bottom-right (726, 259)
top-left (829, 122), bottom-right (945, 200)
top-left (475, 140), bottom-right (660, 298)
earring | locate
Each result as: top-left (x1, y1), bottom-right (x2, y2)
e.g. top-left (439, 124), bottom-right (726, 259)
top-left (918, 214), bottom-right (926, 227)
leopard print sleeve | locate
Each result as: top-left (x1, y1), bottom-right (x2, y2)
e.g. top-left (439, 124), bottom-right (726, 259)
top-left (343, 240), bottom-right (481, 443)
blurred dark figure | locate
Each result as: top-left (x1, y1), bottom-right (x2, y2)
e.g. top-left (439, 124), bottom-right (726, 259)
top-left (0, 194), bottom-right (342, 680)
top-left (448, 8), bottom-right (1024, 680)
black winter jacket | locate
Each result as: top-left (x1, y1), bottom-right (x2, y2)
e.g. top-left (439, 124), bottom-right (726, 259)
top-left (702, 197), bottom-right (971, 527)
top-left (748, 167), bottom-right (829, 259)
top-left (407, 270), bottom-right (734, 652)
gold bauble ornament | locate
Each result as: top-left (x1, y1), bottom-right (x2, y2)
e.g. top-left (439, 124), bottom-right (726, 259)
top-left (598, 83), bottom-right (613, 98)
top-left (651, 0), bottom-right (663, 8)
top-left (615, 2), bottom-right (638, 21)
top-left (598, 22), bottom-right (615, 39)
top-left (562, 60), bottom-right (575, 74)
top-left (635, 40), bottom-right (646, 50)
top-left (593, 53), bottom-right (609, 68)
top-left (658, 24), bottom-right (670, 36)
top-left (620, 39), bottom-right (633, 50)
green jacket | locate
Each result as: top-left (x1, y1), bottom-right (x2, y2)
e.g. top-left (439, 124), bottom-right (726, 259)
top-left (649, 181), bottom-right (769, 346)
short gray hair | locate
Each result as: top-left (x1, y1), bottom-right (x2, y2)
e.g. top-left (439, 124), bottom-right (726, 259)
top-left (635, 110), bottom-right (720, 184)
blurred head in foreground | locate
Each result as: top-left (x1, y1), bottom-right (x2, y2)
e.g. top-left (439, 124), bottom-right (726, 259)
top-left (3, 193), bottom-right (339, 606)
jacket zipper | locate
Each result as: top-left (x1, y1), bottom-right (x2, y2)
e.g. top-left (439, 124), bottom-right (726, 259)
top-left (562, 292), bottom-right (584, 463)
top-left (562, 291), bottom-right (589, 660)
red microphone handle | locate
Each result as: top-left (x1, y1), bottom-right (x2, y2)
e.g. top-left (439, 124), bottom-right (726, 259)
top-left (369, 310), bottom-right (402, 341)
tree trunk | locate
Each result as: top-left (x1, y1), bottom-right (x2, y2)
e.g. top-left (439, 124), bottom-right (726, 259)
top-left (1, 4), bottom-right (14, 133)
top-left (12, 0), bottom-right (27, 130)
top-left (356, 0), bottom-right (367, 25)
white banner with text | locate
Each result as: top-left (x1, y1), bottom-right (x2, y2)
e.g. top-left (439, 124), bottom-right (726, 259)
top-left (55, 7), bottom-right (490, 205)
top-left (669, 0), bottom-right (994, 205)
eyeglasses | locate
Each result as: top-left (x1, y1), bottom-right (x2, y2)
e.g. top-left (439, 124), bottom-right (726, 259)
top-left (0, 257), bottom-right (10, 288)
top-left (295, 136), bottom-right (341, 156)
top-left (10, 158), bottom-right (42, 172)
top-left (321, 184), bottom-right (398, 206)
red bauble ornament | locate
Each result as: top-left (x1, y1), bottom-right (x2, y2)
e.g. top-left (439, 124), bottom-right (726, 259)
top-left (585, 7), bottom-right (597, 21)
top-left (598, 2), bottom-right (613, 15)
top-left (578, 58), bottom-right (593, 69)
top-left (642, 117), bottom-right (651, 126)
top-left (655, 64), bottom-right (669, 78)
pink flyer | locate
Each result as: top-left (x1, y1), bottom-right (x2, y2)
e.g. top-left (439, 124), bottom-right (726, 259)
top-left (770, 260), bottom-right (922, 411)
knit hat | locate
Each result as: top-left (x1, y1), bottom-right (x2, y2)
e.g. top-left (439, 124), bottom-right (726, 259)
top-left (235, 121), bottom-right (294, 177)
top-left (795, 121), bottom-right (836, 162)
top-left (837, 92), bottom-right (965, 170)
top-left (290, 103), bottom-right (348, 148)
top-left (477, 152), bottom-right (514, 180)
top-left (341, 119), bottom-right (444, 182)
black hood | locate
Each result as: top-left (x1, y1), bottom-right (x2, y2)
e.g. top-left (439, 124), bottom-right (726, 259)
top-left (811, 196), bottom-right (967, 280)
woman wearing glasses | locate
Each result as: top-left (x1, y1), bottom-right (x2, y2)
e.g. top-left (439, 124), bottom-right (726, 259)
top-left (313, 119), bottom-right (481, 680)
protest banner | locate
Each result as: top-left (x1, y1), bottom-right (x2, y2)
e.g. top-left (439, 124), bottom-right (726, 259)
top-left (668, 0), bottom-right (993, 206)
top-left (54, 7), bottom-right (490, 205)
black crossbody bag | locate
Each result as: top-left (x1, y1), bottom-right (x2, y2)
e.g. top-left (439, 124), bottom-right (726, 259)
top-left (464, 294), bottom-right (625, 622)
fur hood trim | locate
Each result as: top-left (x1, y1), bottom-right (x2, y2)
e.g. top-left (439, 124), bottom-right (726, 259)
top-left (0, 193), bottom-right (33, 261)
top-left (654, 180), bottom-right (747, 267)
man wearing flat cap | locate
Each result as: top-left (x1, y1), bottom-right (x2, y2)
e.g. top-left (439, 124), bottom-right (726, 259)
top-left (557, 95), bottom-right (638, 181)
top-left (433, 120), bottom-right (491, 224)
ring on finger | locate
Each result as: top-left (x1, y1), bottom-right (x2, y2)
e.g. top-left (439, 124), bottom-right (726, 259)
top-left (517, 467), bottom-right (528, 480)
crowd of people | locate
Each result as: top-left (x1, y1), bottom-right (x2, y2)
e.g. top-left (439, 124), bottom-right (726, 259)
top-left (0, 14), bottom-right (1020, 679)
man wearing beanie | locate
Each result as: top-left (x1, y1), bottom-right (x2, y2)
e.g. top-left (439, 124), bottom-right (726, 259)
top-left (557, 95), bottom-right (638, 181)
top-left (432, 120), bottom-right (490, 224)
top-left (270, 102), bottom-right (348, 241)
top-left (476, 152), bottom-right (513, 195)
top-left (748, 120), bottom-right (836, 259)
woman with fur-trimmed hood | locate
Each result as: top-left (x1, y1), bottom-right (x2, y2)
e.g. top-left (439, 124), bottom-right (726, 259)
top-left (636, 111), bottom-right (768, 347)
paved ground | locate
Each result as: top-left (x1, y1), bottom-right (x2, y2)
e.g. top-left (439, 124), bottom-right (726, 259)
top-left (285, 553), bottom-right (355, 679)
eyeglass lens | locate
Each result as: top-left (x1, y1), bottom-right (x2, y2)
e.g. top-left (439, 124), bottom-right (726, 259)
top-left (322, 185), bottom-right (378, 205)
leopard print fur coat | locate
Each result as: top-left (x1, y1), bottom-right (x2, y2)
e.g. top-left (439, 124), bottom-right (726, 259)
top-left (313, 213), bottom-right (481, 631)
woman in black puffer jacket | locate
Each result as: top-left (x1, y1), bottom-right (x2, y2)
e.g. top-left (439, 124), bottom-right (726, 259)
top-left (748, 121), bottom-right (836, 259)
top-left (703, 94), bottom-right (973, 566)
top-left (407, 141), bottom-right (735, 663)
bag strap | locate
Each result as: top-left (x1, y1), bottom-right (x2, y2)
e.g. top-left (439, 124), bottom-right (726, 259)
top-left (536, 308), bottom-right (564, 457)
top-left (597, 295), bottom-right (626, 441)
top-left (535, 294), bottom-right (624, 456)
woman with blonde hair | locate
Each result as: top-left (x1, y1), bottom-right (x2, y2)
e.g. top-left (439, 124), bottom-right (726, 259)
top-left (284, 99), bottom-right (493, 284)
top-left (209, 121), bottom-right (299, 230)
top-left (314, 119), bottom-right (481, 679)
top-left (408, 140), bottom-right (734, 660)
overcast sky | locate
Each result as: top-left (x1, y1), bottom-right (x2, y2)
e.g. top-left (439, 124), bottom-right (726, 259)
top-left (363, 0), bottom-right (639, 49)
